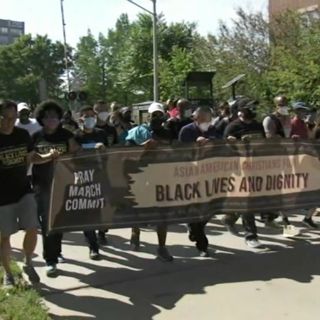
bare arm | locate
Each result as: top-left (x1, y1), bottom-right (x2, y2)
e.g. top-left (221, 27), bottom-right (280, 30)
top-left (68, 137), bottom-right (81, 153)
top-left (26, 149), bottom-right (59, 165)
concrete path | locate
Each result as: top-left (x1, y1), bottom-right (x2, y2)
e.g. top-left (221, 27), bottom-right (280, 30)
top-left (11, 215), bottom-right (320, 320)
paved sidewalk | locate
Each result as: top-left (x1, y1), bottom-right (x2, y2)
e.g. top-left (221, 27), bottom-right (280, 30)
top-left (10, 215), bottom-right (320, 320)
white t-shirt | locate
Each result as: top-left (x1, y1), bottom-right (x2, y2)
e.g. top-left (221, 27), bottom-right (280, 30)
top-left (15, 118), bottom-right (42, 136)
top-left (15, 118), bottom-right (42, 176)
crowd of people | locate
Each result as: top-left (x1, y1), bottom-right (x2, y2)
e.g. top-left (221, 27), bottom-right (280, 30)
top-left (0, 95), bottom-right (319, 288)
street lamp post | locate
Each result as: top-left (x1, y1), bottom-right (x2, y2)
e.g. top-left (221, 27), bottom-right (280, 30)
top-left (60, 0), bottom-right (70, 92)
top-left (127, 0), bottom-right (159, 102)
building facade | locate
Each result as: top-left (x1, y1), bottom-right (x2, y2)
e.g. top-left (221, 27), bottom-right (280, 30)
top-left (0, 19), bottom-right (25, 45)
top-left (269, 0), bottom-right (320, 17)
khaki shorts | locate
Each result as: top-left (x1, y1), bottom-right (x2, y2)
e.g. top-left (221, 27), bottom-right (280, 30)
top-left (0, 193), bottom-right (38, 236)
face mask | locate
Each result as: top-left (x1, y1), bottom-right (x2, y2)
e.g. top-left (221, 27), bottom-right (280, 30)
top-left (123, 113), bottom-right (132, 122)
top-left (83, 117), bottom-right (97, 129)
top-left (150, 117), bottom-right (164, 129)
top-left (278, 106), bottom-right (289, 116)
top-left (183, 109), bottom-right (193, 118)
top-left (98, 112), bottom-right (109, 122)
top-left (198, 122), bottom-right (211, 132)
top-left (43, 118), bottom-right (60, 130)
top-left (19, 113), bottom-right (29, 122)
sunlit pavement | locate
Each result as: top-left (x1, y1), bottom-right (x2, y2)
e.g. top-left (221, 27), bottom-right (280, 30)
top-left (11, 214), bottom-right (320, 320)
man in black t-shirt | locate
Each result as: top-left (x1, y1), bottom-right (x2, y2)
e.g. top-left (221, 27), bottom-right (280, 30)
top-left (93, 101), bottom-right (117, 145)
top-left (75, 106), bottom-right (109, 150)
top-left (179, 107), bottom-right (219, 257)
top-left (125, 102), bottom-right (174, 262)
top-left (166, 98), bottom-right (193, 140)
top-left (75, 105), bottom-right (110, 259)
top-left (223, 98), bottom-right (265, 249)
top-left (0, 100), bottom-right (59, 287)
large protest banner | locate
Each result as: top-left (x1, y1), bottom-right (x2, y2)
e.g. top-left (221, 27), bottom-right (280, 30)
top-left (48, 139), bottom-right (320, 233)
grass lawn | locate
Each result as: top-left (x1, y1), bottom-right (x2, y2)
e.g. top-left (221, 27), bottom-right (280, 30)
top-left (0, 262), bottom-right (50, 320)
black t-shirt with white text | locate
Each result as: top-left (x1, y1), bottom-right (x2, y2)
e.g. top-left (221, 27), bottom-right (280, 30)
top-left (32, 127), bottom-right (73, 188)
top-left (0, 127), bottom-right (33, 206)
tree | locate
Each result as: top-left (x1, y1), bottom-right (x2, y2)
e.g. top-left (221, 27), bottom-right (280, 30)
top-left (74, 13), bottom-right (199, 104)
top-left (74, 30), bottom-right (106, 103)
top-left (159, 46), bottom-right (194, 100)
top-left (0, 34), bottom-right (67, 104)
top-left (194, 8), bottom-right (271, 103)
top-left (267, 11), bottom-right (320, 105)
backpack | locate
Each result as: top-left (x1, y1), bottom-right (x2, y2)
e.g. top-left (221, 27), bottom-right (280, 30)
top-left (268, 114), bottom-right (285, 138)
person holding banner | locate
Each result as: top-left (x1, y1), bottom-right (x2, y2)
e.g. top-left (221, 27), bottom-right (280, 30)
top-left (0, 100), bottom-right (61, 287)
top-left (290, 102), bottom-right (318, 229)
top-left (93, 101), bottom-right (117, 146)
top-left (178, 106), bottom-right (218, 257)
top-left (223, 97), bottom-right (265, 249)
top-left (125, 102), bottom-right (173, 262)
top-left (261, 95), bottom-right (291, 229)
top-left (262, 96), bottom-right (302, 236)
top-left (166, 98), bottom-right (194, 139)
top-left (32, 100), bottom-right (80, 277)
top-left (75, 105), bottom-right (110, 259)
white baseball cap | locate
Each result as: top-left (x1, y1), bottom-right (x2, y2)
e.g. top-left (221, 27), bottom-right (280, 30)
top-left (17, 102), bottom-right (30, 112)
top-left (148, 102), bottom-right (164, 114)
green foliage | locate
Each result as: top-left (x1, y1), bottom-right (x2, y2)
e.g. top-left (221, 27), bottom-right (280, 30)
top-left (192, 8), bottom-right (271, 102)
top-left (0, 262), bottom-right (50, 320)
top-left (74, 14), bottom-right (198, 104)
top-left (266, 11), bottom-right (320, 105)
top-left (0, 34), bottom-right (67, 104)
top-left (159, 46), bottom-right (194, 100)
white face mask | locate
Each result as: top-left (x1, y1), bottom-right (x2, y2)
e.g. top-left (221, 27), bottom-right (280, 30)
top-left (98, 112), bottom-right (109, 122)
top-left (198, 122), bottom-right (211, 132)
top-left (278, 106), bottom-right (289, 116)
top-left (83, 117), bottom-right (97, 129)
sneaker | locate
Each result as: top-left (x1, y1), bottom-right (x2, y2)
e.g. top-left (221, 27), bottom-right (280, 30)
top-left (89, 250), bottom-right (101, 260)
top-left (283, 225), bottom-right (300, 238)
top-left (2, 273), bottom-right (15, 288)
top-left (46, 264), bottom-right (58, 277)
top-left (265, 220), bottom-right (282, 229)
top-left (302, 217), bottom-right (318, 229)
top-left (130, 234), bottom-right (140, 251)
top-left (245, 238), bottom-right (263, 249)
top-left (199, 250), bottom-right (210, 257)
top-left (98, 233), bottom-right (108, 246)
top-left (22, 264), bottom-right (40, 284)
top-left (58, 254), bottom-right (66, 264)
top-left (157, 247), bottom-right (174, 262)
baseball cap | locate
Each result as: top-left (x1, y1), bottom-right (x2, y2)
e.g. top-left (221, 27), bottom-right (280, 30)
top-left (292, 101), bottom-right (309, 111)
top-left (120, 106), bottom-right (131, 115)
top-left (148, 102), bottom-right (164, 114)
top-left (17, 102), bottom-right (30, 112)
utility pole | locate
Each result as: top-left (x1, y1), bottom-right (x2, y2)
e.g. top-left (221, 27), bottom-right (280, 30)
top-left (127, 0), bottom-right (159, 101)
top-left (60, 0), bottom-right (70, 92)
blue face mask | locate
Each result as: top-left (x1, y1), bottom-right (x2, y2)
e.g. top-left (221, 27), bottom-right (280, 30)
top-left (83, 117), bottom-right (97, 129)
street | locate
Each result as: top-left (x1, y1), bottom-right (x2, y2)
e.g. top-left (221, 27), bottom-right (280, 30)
top-left (11, 214), bottom-right (320, 320)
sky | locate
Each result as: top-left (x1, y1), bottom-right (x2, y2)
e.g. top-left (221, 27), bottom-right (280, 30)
top-left (2, 0), bottom-right (267, 47)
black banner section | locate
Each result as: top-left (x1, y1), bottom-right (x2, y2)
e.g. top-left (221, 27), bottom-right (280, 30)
top-left (48, 139), bottom-right (320, 233)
